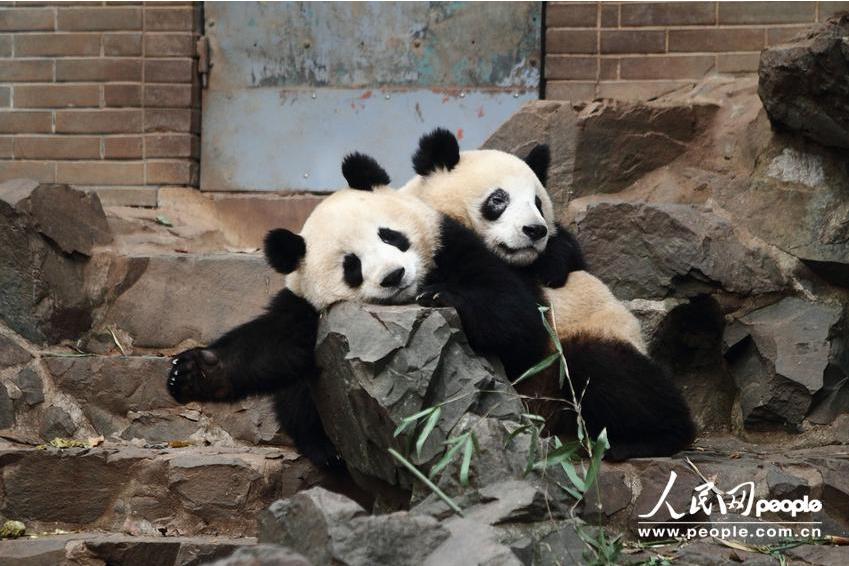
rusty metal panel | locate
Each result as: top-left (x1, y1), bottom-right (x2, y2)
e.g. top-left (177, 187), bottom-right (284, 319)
top-left (201, 1), bottom-right (541, 191)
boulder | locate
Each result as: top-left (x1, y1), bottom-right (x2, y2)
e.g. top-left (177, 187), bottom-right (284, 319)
top-left (0, 335), bottom-right (31, 368)
top-left (0, 182), bottom-right (108, 344)
top-left (723, 297), bottom-right (846, 428)
top-left (313, 303), bottom-right (522, 489)
top-left (484, 99), bottom-right (717, 207)
top-left (208, 545), bottom-right (311, 566)
top-left (573, 202), bottom-right (788, 301)
top-left (758, 14), bottom-right (849, 150)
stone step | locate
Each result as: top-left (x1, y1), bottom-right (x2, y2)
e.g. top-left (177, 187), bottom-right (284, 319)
top-left (0, 532), bottom-right (253, 566)
top-left (0, 442), bottom-right (331, 538)
top-left (2, 352), bottom-right (288, 448)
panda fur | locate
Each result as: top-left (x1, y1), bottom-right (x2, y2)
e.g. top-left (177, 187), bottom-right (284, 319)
top-left (401, 128), bottom-right (695, 460)
top-left (167, 153), bottom-right (551, 467)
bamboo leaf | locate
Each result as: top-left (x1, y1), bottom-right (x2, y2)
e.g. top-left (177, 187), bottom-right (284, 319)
top-left (512, 353), bottom-right (559, 386)
top-left (393, 407), bottom-right (436, 437)
top-left (429, 433), bottom-right (468, 478)
top-left (389, 448), bottom-right (463, 516)
top-left (415, 406), bottom-right (442, 458)
top-left (459, 435), bottom-right (474, 486)
top-left (584, 428), bottom-right (610, 492)
top-left (524, 424), bottom-right (539, 476)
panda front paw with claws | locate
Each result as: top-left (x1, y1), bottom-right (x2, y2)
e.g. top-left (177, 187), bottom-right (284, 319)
top-left (415, 286), bottom-right (458, 309)
top-left (167, 347), bottom-right (230, 403)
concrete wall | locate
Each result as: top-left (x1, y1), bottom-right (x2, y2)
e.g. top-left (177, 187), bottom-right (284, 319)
top-left (0, 2), bottom-right (202, 205)
top-left (544, 1), bottom-right (849, 100)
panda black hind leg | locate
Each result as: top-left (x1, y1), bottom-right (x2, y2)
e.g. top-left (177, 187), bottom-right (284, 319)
top-left (557, 336), bottom-right (696, 461)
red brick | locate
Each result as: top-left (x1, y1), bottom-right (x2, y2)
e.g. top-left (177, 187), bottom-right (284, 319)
top-left (144, 33), bottom-right (193, 57)
top-left (143, 84), bottom-right (192, 107)
top-left (104, 84), bottom-right (141, 107)
top-left (103, 32), bottom-right (142, 56)
top-left (0, 34), bottom-right (12, 57)
top-left (56, 58), bottom-right (142, 82)
top-left (601, 4), bottom-right (619, 27)
top-left (669, 28), bottom-right (765, 52)
top-left (14, 135), bottom-right (100, 159)
top-left (718, 2), bottom-right (815, 25)
top-left (0, 136), bottom-right (12, 158)
top-left (144, 133), bottom-right (196, 158)
top-left (57, 7), bottom-right (142, 31)
top-left (0, 86), bottom-right (8, 107)
top-left (544, 55), bottom-right (597, 80)
top-left (621, 2), bottom-right (715, 26)
top-left (600, 58), bottom-right (618, 79)
top-left (15, 33), bottom-right (101, 56)
top-left (103, 136), bottom-right (143, 159)
top-left (716, 53), bottom-right (761, 74)
top-left (766, 26), bottom-right (810, 46)
top-left (0, 60), bottom-right (53, 82)
top-left (0, 8), bottom-right (55, 31)
top-left (0, 160), bottom-right (55, 183)
top-left (143, 108), bottom-right (191, 133)
top-left (0, 111), bottom-right (52, 134)
top-left (146, 159), bottom-right (196, 185)
top-left (56, 110), bottom-right (142, 134)
top-left (601, 30), bottom-right (666, 54)
top-left (620, 55), bottom-right (715, 79)
top-left (545, 29), bottom-right (597, 54)
top-left (144, 7), bottom-right (195, 31)
top-left (15, 85), bottom-right (99, 108)
top-left (144, 58), bottom-right (194, 83)
top-left (56, 160), bottom-right (144, 185)
top-left (546, 3), bottom-right (597, 27)
top-left (545, 81), bottom-right (595, 101)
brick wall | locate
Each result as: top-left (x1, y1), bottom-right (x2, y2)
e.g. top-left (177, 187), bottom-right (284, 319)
top-left (0, 2), bottom-right (201, 205)
top-left (545, 1), bottom-right (849, 101)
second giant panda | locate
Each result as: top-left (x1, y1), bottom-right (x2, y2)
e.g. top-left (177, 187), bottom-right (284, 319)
top-left (167, 152), bottom-right (550, 467)
top-left (400, 128), bottom-right (695, 460)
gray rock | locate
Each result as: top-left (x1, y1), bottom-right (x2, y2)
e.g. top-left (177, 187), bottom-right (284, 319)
top-left (99, 254), bottom-right (282, 349)
top-left (208, 545), bottom-right (311, 566)
top-left (39, 405), bottom-right (76, 440)
top-left (260, 487), bottom-right (449, 566)
top-left (12, 366), bottom-right (44, 407)
top-left (0, 384), bottom-right (14, 429)
top-left (423, 517), bottom-right (521, 566)
top-left (758, 14), bottom-right (849, 150)
top-left (0, 335), bottom-right (31, 368)
top-left (313, 303), bottom-right (522, 488)
top-left (574, 202), bottom-right (788, 300)
top-left (484, 99), bottom-right (717, 207)
top-left (724, 297), bottom-right (845, 427)
top-left (767, 468), bottom-right (809, 502)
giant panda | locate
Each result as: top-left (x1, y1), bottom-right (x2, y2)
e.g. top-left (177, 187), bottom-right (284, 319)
top-left (167, 152), bottom-right (551, 467)
top-left (399, 128), bottom-right (695, 460)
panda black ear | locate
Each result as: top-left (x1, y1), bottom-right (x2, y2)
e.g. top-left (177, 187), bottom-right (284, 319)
top-left (342, 152), bottom-right (391, 191)
top-left (264, 229), bottom-right (306, 274)
top-left (412, 127), bottom-right (460, 176)
top-left (524, 144), bottom-right (550, 187)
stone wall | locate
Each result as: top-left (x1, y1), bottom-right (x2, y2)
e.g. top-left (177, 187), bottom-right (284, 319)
top-left (545, 1), bottom-right (849, 100)
top-left (0, 2), bottom-right (201, 206)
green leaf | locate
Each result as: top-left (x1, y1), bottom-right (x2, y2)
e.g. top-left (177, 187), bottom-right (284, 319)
top-left (512, 353), bottom-right (559, 386)
top-left (537, 440), bottom-right (580, 468)
top-left (389, 448), bottom-right (463, 516)
top-left (562, 460), bottom-right (587, 494)
top-left (556, 480), bottom-right (582, 500)
top-left (584, 428), bottom-right (610, 492)
top-left (415, 406), bottom-right (442, 458)
top-left (429, 433), bottom-right (469, 478)
top-left (524, 424), bottom-right (539, 476)
top-left (504, 424), bottom-right (531, 448)
top-left (459, 435), bottom-right (474, 486)
top-left (521, 413), bottom-right (547, 422)
top-left (393, 407), bottom-right (437, 437)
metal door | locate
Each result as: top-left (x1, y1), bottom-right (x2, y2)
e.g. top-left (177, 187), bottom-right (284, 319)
top-left (201, 2), bottom-right (541, 192)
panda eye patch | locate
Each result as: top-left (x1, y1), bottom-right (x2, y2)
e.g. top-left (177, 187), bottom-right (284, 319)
top-left (535, 195), bottom-right (543, 213)
top-left (343, 253), bottom-right (363, 287)
top-left (378, 227), bottom-right (410, 251)
top-left (481, 188), bottom-right (510, 221)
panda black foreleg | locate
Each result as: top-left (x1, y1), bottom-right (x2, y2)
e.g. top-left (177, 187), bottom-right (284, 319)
top-left (424, 218), bottom-right (551, 379)
top-left (167, 288), bottom-right (319, 404)
top-left (523, 223), bottom-right (587, 288)
top-left (557, 336), bottom-right (696, 461)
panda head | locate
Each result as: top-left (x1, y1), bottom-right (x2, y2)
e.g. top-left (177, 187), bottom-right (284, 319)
top-left (403, 128), bottom-right (554, 267)
top-left (264, 153), bottom-right (441, 310)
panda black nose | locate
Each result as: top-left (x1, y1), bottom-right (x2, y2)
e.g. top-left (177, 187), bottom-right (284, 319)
top-left (381, 267), bottom-right (405, 288)
top-left (523, 224), bottom-right (548, 241)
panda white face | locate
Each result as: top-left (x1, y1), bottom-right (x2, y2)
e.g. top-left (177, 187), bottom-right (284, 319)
top-left (281, 188), bottom-right (441, 310)
top-left (472, 175), bottom-right (550, 266)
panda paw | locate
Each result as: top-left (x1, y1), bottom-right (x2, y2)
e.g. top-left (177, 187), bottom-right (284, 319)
top-left (167, 347), bottom-right (228, 403)
top-left (415, 287), bottom-right (458, 309)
